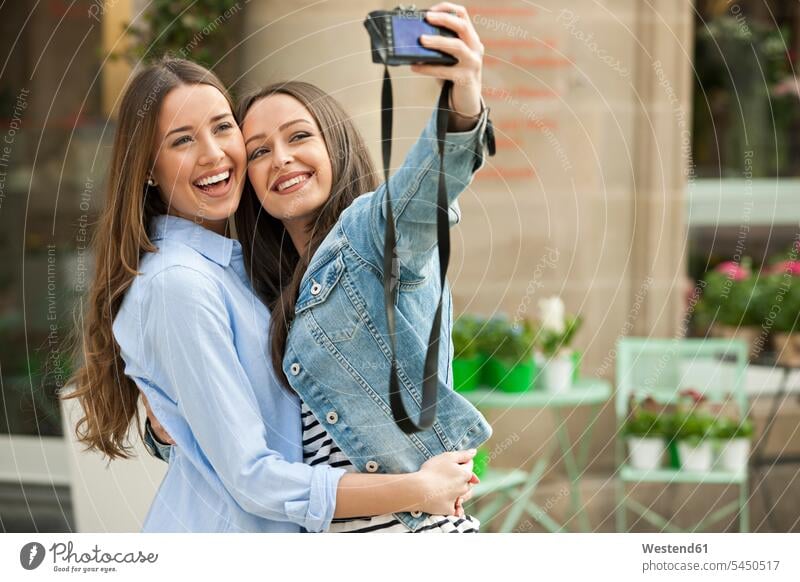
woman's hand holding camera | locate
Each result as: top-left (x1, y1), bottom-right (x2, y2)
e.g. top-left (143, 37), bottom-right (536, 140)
top-left (411, 2), bottom-right (484, 131)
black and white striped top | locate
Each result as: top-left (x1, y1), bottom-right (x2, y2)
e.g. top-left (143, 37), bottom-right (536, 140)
top-left (301, 401), bottom-right (479, 533)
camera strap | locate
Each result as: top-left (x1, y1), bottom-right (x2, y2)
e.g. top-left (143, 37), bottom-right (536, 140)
top-left (381, 65), bottom-right (453, 434)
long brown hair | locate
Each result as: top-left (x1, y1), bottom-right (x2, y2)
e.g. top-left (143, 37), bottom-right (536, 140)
top-left (235, 82), bottom-right (378, 387)
top-left (64, 58), bottom-right (234, 459)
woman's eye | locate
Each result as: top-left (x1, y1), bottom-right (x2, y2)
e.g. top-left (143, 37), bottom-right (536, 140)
top-left (290, 132), bottom-right (310, 142)
top-left (172, 136), bottom-right (192, 147)
top-left (216, 122), bottom-right (233, 133)
top-left (248, 147), bottom-right (269, 161)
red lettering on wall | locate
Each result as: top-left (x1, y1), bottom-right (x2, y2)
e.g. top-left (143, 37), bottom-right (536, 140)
top-left (474, 167), bottom-right (536, 180)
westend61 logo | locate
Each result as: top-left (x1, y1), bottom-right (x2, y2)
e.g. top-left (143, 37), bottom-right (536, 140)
top-left (19, 541), bottom-right (158, 574)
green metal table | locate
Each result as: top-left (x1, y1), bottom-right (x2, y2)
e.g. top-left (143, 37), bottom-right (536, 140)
top-left (462, 378), bottom-right (611, 532)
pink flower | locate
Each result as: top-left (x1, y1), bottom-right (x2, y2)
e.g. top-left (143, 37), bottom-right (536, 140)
top-left (715, 261), bottom-right (750, 281)
top-left (680, 388), bottom-right (706, 404)
top-left (771, 260), bottom-right (800, 277)
top-left (772, 77), bottom-right (800, 98)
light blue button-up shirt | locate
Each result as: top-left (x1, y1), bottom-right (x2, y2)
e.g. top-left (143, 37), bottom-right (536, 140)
top-left (113, 214), bottom-right (346, 532)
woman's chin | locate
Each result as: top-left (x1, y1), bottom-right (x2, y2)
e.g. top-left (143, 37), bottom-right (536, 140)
top-left (269, 194), bottom-right (326, 223)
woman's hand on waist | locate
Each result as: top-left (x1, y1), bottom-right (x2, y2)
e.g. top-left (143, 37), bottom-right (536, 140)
top-left (141, 392), bottom-right (175, 445)
top-left (414, 448), bottom-right (478, 516)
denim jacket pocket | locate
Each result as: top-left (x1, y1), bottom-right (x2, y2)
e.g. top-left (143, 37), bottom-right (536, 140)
top-left (296, 254), bottom-right (345, 313)
top-left (297, 254), bottom-right (365, 344)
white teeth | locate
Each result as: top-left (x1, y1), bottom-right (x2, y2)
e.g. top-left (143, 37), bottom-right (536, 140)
top-left (195, 170), bottom-right (230, 187)
top-left (277, 174), bottom-right (310, 191)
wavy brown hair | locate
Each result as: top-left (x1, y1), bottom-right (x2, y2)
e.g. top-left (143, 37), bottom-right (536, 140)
top-left (63, 58), bottom-right (234, 459)
top-left (235, 82), bottom-right (378, 387)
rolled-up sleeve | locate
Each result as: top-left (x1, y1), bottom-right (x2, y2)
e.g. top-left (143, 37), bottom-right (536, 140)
top-left (284, 463), bottom-right (343, 533)
top-left (138, 265), bottom-right (345, 532)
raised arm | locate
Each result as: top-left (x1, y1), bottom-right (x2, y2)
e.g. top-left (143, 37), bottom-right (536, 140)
top-left (360, 3), bottom-right (492, 275)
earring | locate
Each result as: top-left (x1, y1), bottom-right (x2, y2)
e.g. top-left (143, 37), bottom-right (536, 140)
top-left (147, 176), bottom-right (156, 187)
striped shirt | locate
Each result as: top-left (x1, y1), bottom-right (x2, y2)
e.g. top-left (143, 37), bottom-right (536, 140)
top-left (301, 402), bottom-right (479, 533)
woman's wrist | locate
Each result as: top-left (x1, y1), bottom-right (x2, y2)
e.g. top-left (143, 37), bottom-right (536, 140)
top-left (408, 471), bottom-right (428, 512)
top-left (334, 471), bottom-right (426, 517)
top-left (448, 80), bottom-right (483, 132)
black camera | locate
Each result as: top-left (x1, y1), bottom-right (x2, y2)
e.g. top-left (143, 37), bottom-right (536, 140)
top-left (364, 5), bottom-right (457, 66)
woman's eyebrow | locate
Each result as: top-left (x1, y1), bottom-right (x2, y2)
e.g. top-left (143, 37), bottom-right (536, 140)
top-left (279, 118), bottom-right (312, 131)
top-left (165, 112), bottom-right (233, 138)
top-left (244, 133), bottom-right (265, 147)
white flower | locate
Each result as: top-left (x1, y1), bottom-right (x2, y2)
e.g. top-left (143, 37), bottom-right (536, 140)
top-left (538, 296), bottom-right (565, 335)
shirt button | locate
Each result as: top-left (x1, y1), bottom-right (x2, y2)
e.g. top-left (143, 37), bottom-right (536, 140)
top-left (290, 363), bottom-right (301, 376)
top-left (326, 411), bottom-right (338, 424)
top-left (365, 460), bottom-right (379, 473)
top-left (410, 511), bottom-right (423, 518)
top-left (310, 281), bottom-right (322, 296)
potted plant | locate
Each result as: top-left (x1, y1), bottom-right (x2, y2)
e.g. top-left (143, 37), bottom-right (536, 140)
top-left (452, 315), bottom-right (483, 392)
top-left (760, 255), bottom-right (800, 367)
top-left (668, 408), bottom-right (717, 472)
top-left (474, 316), bottom-right (506, 387)
top-left (624, 401), bottom-right (667, 471)
top-left (475, 316), bottom-right (537, 393)
top-left (571, 349), bottom-right (582, 382)
top-left (533, 297), bottom-right (582, 393)
top-left (714, 416), bottom-right (754, 472)
top-left (695, 258), bottom-right (765, 360)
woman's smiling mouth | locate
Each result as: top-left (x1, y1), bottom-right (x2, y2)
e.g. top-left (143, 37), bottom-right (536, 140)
top-left (193, 168), bottom-right (233, 197)
top-left (272, 171), bottom-right (314, 194)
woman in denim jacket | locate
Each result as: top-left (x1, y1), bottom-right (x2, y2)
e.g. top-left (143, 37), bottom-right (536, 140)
top-left (235, 2), bottom-right (493, 532)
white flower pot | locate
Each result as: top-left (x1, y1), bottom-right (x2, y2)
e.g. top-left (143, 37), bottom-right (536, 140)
top-left (627, 437), bottom-right (665, 471)
top-left (718, 438), bottom-right (750, 472)
top-left (542, 354), bottom-right (573, 393)
top-left (677, 441), bottom-right (713, 472)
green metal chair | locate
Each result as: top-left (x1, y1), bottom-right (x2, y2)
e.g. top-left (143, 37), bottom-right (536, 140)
top-left (615, 337), bottom-right (749, 532)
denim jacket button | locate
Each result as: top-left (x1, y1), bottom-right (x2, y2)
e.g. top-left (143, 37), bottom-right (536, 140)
top-left (310, 281), bottom-right (322, 296)
top-left (326, 411), bottom-right (338, 424)
top-left (290, 363), bottom-right (301, 376)
top-left (365, 460), bottom-right (379, 473)
top-left (410, 510), bottom-right (422, 518)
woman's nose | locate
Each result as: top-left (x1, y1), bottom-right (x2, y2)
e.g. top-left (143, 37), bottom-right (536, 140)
top-left (271, 142), bottom-right (293, 169)
top-left (199, 138), bottom-right (225, 166)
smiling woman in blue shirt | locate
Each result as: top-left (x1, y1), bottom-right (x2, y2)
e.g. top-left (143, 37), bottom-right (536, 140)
top-left (63, 57), bottom-right (476, 533)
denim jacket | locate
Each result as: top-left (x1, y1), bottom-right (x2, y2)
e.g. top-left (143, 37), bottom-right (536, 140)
top-left (283, 109), bottom-right (494, 531)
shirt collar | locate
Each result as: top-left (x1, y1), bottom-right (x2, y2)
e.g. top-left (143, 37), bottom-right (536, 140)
top-left (149, 214), bottom-right (236, 267)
